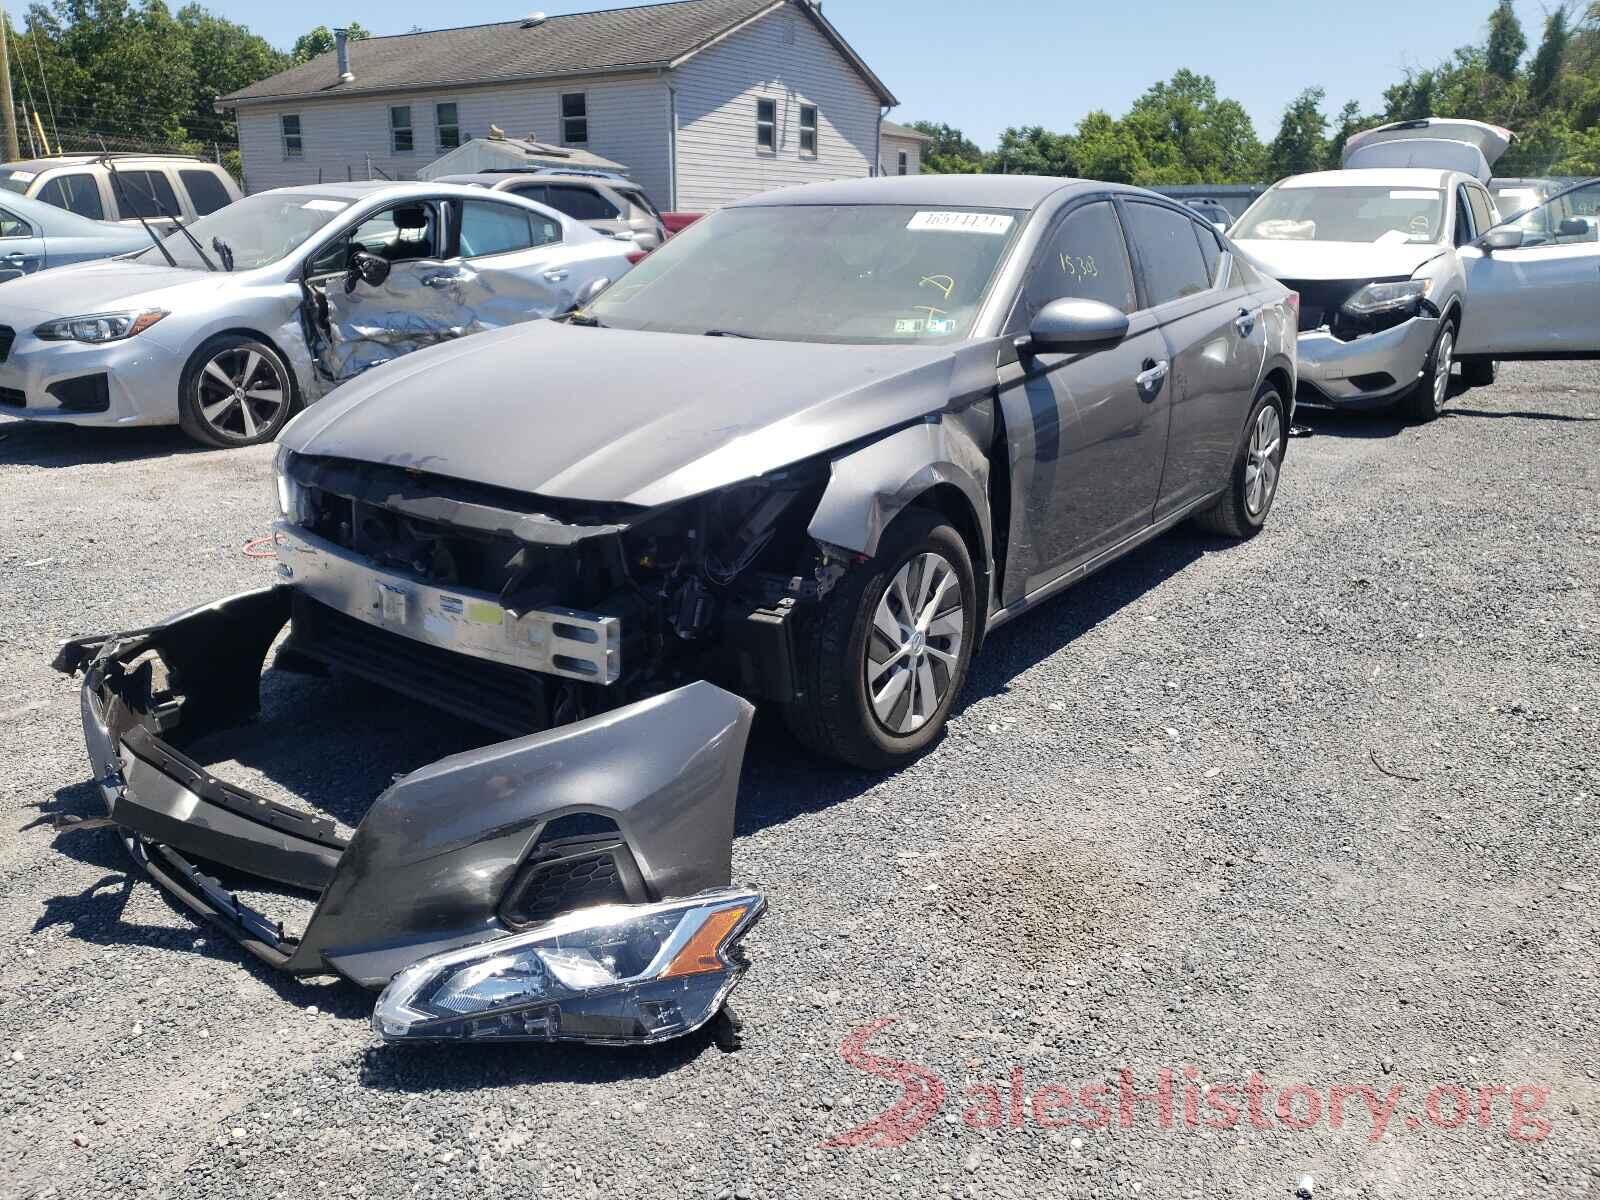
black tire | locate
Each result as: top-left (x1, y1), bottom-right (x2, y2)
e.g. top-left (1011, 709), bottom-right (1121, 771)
top-left (784, 509), bottom-right (977, 770)
top-left (1459, 355), bottom-right (1497, 388)
top-left (178, 334), bottom-right (297, 448)
top-left (1191, 384), bottom-right (1286, 540)
top-left (1398, 318), bottom-right (1456, 423)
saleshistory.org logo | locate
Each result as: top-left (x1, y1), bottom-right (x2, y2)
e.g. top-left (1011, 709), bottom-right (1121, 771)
top-left (822, 1019), bottom-right (1555, 1150)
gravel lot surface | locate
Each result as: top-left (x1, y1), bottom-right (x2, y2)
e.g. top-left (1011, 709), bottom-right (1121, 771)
top-left (2, 362), bottom-right (1597, 1200)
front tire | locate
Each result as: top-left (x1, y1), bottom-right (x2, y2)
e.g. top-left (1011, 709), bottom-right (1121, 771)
top-left (1399, 318), bottom-right (1456, 423)
top-left (178, 334), bottom-right (296, 448)
top-left (1192, 384), bottom-right (1285, 539)
top-left (784, 510), bottom-right (977, 769)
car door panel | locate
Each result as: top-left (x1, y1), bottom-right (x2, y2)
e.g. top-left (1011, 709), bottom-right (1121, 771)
top-left (993, 198), bottom-right (1168, 602)
top-left (1458, 180), bottom-right (1600, 357)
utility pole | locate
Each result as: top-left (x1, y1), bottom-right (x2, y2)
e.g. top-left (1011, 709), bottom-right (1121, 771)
top-left (0, 13), bottom-right (19, 162)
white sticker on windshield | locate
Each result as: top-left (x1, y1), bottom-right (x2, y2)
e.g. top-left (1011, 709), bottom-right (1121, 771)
top-left (907, 211), bottom-right (1014, 235)
top-left (302, 199), bottom-right (350, 212)
top-left (1389, 190), bottom-right (1438, 200)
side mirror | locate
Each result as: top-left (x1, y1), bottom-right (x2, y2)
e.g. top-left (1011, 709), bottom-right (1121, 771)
top-left (1558, 217), bottom-right (1591, 237)
top-left (345, 249), bottom-right (392, 293)
top-left (1022, 297), bottom-right (1130, 355)
top-left (1478, 227), bottom-right (1525, 252)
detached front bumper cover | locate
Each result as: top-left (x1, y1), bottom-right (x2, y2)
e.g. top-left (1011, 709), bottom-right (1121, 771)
top-left (53, 585), bottom-right (763, 1045)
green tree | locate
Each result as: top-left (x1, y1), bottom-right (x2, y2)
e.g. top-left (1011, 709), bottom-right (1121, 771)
top-left (291, 21), bottom-right (370, 65)
top-left (177, 5), bottom-right (288, 141)
top-left (1124, 69), bottom-right (1264, 184)
top-left (1265, 87), bottom-right (1329, 180)
top-left (1326, 99), bottom-right (1375, 169)
top-left (1528, 7), bottom-right (1571, 103)
top-left (990, 125), bottom-right (1077, 175)
top-left (1069, 110), bottom-right (1148, 183)
top-left (906, 120), bottom-right (988, 173)
top-left (1486, 0), bottom-right (1528, 81)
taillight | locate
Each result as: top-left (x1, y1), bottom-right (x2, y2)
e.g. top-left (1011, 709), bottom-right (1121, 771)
top-left (1286, 291), bottom-right (1300, 322)
top-left (626, 249), bottom-right (649, 265)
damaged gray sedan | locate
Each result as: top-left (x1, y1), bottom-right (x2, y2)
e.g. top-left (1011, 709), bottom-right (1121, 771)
top-left (55, 175), bottom-right (1294, 1044)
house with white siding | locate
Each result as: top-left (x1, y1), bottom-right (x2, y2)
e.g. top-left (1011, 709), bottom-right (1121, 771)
top-left (878, 120), bottom-right (931, 177)
top-left (217, 0), bottom-right (899, 213)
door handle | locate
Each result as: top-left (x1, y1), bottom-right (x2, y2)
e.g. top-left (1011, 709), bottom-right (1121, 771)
top-left (1233, 307), bottom-right (1256, 338)
top-left (1, 253), bottom-right (27, 266)
top-left (1135, 358), bottom-right (1169, 398)
top-left (543, 269), bottom-right (569, 283)
top-left (421, 271), bottom-right (467, 288)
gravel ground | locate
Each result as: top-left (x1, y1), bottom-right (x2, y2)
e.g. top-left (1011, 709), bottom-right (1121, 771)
top-left (2, 363), bottom-right (1597, 1200)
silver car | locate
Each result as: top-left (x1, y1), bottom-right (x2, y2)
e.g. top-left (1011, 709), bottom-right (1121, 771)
top-left (0, 181), bottom-right (631, 446)
top-left (435, 170), bottom-right (667, 252)
top-left (0, 191), bottom-right (149, 281)
top-left (1234, 119), bottom-right (1600, 421)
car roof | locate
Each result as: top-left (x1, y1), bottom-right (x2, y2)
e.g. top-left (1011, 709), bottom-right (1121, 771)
top-left (1273, 167), bottom-right (1463, 191)
top-left (0, 154), bottom-right (216, 172)
top-left (0, 189), bottom-right (143, 235)
top-left (435, 171), bottom-right (641, 191)
top-left (255, 180), bottom-right (510, 203)
top-left (728, 174), bottom-right (1132, 211)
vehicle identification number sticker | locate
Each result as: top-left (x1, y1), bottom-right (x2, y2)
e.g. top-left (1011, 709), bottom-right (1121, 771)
top-left (906, 211), bottom-right (1015, 236)
top-left (376, 582), bottom-right (409, 624)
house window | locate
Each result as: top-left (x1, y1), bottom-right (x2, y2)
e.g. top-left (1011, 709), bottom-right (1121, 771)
top-left (799, 105), bottom-right (817, 155)
top-left (390, 106), bottom-right (414, 154)
top-left (561, 93), bottom-right (588, 145)
top-left (756, 97), bottom-right (776, 150)
top-left (281, 114), bottom-right (302, 159)
top-left (897, 150), bottom-right (908, 176)
top-left (435, 102), bottom-right (461, 151)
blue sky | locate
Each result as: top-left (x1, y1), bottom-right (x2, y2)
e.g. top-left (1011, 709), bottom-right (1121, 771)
top-left (7, 0), bottom-right (1555, 148)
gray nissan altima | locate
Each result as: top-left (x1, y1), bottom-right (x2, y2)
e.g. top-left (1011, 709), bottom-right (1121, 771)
top-left (54, 174), bottom-right (1298, 1032)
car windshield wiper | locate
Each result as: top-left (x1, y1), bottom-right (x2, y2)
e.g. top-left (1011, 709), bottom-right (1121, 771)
top-left (99, 155), bottom-right (217, 273)
top-left (565, 311), bottom-right (606, 327)
top-left (703, 328), bottom-right (765, 339)
top-left (211, 238), bottom-right (235, 272)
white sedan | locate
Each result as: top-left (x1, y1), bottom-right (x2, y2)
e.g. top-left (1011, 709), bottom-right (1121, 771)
top-left (0, 181), bottom-right (631, 446)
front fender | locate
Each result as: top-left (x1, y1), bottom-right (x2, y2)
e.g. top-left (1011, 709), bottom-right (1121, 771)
top-left (806, 418), bottom-right (992, 564)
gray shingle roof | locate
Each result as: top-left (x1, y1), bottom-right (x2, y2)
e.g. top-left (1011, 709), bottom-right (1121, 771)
top-left (880, 120), bottom-right (932, 143)
top-left (220, 0), bottom-right (893, 106)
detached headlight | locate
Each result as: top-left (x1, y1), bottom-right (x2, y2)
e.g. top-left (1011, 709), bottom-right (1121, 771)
top-left (34, 309), bottom-right (168, 343)
top-left (1341, 280), bottom-right (1431, 317)
top-left (372, 889), bottom-right (765, 1044)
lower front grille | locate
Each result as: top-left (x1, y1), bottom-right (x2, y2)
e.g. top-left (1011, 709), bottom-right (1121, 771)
top-left (0, 386), bottom-right (23, 408)
top-left (0, 326), bottom-right (14, 363)
top-left (285, 593), bottom-right (551, 736)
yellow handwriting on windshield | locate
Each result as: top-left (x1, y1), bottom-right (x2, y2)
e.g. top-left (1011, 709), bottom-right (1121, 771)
top-left (919, 274), bottom-right (956, 300)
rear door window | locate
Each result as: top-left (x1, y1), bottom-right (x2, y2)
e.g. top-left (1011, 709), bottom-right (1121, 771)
top-left (458, 200), bottom-right (561, 257)
top-left (1122, 201), bottom-right (1213, 307)
top-left (180, 169), bottom-right (233, 217)
top-left (544, 184), bottom-right (620, 222)
top-left (506, 183), bottom-right (549, 206)
top-left (113, 170), bottom-right (181, 220)
top-left (1019, 200), bottom-right (1138, 319)
top-left (37, 173), bottom-right (105, 220)
top-left (0, 207), bottom-right (32, 238)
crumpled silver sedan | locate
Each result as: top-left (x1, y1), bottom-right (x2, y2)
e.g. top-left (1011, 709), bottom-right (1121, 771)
top-left (0, 181), bottom-right (630, 445)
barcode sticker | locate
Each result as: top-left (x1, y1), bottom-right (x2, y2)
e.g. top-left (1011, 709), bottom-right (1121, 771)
top-left (906, 211), bottom-right (1015, 236)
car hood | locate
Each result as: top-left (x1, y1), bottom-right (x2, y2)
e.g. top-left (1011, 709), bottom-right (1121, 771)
top-left (279, 320), bottom-right (980, 508)
top-left (0, 259), bottom-right (225, 320)
top-left (1232, 238), bottom-right (1445, 283)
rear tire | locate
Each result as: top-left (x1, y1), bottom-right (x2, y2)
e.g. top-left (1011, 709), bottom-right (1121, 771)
top-left (783, 510), bottom-right (976, 770)
top-left (1399, 318), bottom-right (1455, 423)
top-left (1459, 355), bottom-right (1497, 388)
top-left (1192, 384), bottom-right (1286, 540)
top-left (178, 334), bottom-right (296, 448)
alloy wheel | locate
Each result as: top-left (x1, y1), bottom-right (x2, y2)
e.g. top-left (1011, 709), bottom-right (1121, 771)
top-left (865, 551), bottom-right (965, 735)
top-left (1432, 328), bottom-right (1455, 412)
top-left (1245, 402), bottom-right (1282, 518)
top-left (196, 345), bottom-right (288, 441)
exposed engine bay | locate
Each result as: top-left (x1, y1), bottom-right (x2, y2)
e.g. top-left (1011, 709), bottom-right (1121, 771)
top-left (273, 448), bottom-right (852, 736)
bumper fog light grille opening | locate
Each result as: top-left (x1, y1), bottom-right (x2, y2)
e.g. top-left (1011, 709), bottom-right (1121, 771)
top-left (47, 373), bottom-right (112, 413)
top-left (1348, 372), bottom-right (1397, 392)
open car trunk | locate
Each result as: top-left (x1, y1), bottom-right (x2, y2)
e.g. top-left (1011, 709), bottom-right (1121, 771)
top-left (53, 586), bottom-right (754, 992)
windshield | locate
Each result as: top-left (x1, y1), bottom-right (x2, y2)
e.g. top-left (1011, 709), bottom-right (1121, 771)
top-left (132, 191), bottom-right (354, 270)
top-left (0, 171), bottom-right (32, 195)
top-left (1492, 187), bottom-right (1541, 221)
top-left (1235, 185), bottom-right (1445, 245)
top-left (587, 203), bottom-right (1025, 344)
